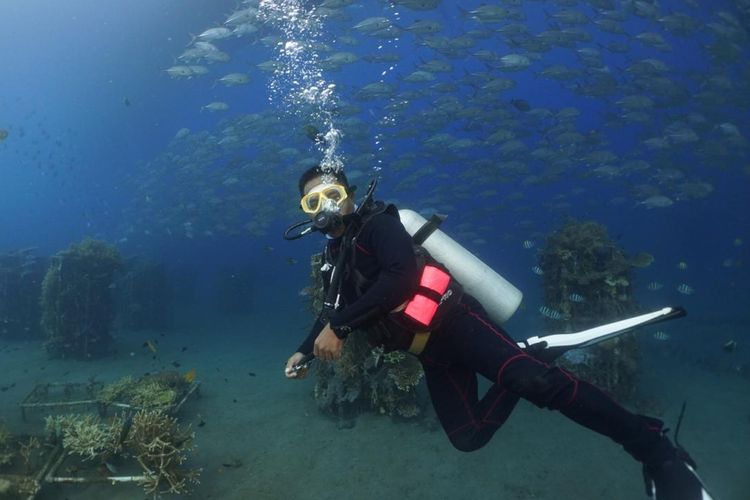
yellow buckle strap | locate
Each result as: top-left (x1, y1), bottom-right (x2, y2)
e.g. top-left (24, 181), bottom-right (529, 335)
top-left (407, 331), bottom-right (431, 356)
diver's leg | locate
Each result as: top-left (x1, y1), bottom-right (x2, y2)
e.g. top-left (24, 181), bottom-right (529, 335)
top-left (420, 348), bottom-right (520, 452)
top-left (449, 297), bottom-right (673, 462)
top-left (448, 296), bottom-right (713, 498)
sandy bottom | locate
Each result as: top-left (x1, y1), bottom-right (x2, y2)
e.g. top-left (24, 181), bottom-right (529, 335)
top-left (1, 312), bottom-right (748, 500)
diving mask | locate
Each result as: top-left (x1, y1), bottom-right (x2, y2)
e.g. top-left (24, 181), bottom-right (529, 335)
top-left (300, 183), bottom-right (348, 214)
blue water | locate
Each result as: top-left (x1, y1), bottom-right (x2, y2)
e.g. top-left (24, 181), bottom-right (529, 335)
top-left (1, 0), bottom-right (749, 498)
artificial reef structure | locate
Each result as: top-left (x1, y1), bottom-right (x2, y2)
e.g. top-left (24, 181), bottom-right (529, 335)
top-left (44, 409), bottom-right (200, 495)
top-left (40, 239), bottom-right (122, 358)
top-left (307, 254), bottom-right (425, 422)
top-left (0, 248), bottom-right (47, 339)
top-left (538, 220), bottom-right (639, 401)
top-left (0, 422), bottom-right (47, 499)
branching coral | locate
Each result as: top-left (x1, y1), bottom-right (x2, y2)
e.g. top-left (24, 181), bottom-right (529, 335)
top-left (45, 410), bottom-right (200, 496)
top-left (125, 410), bottom-right (200, 495)
top-left (97, 376), bottom-right (135, 403)
top-left (17, 436), bottom-right (41, 468)
top-left (98, 373), bottom-right (186, 410)
top-left (0, 423), bottom-right (13, 468)
top-left (130, 382), bottom-right (178, 409)
top-left (45, 414), bottom-right (124, 461)
top-left (0, 475), bottom-right (40, 497)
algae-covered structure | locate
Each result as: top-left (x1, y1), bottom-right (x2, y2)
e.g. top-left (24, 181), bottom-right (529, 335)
top-left (40, 239), bottom-right (122, 358)
top-left (306, 254), bottom-right (425, 421)
top-left (538, 220), bottom-right (639, 401)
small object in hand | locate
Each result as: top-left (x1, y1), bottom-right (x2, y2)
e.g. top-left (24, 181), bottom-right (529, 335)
top-left (289, 354), bottom-right (314, 375)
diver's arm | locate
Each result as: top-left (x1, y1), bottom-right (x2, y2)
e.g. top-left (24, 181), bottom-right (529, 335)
top-left (327, 214), bottom-right (418, 337)
top-left (295, 250), bottom-right (332, 354)
top-left (296, 312), bottom-right (326, 355)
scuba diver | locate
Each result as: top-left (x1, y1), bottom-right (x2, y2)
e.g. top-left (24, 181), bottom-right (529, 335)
top-left (283, 165), bottom-right (714, 500)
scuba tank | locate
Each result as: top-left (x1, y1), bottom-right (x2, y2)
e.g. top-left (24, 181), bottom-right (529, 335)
top-left (398, 209), bottom-right (522, 325)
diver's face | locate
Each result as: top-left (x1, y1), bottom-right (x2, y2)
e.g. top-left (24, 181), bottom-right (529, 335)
top-left (302, 176), bottom-right (353, 239)
top-left (302, 176), bottom-right (354, 217)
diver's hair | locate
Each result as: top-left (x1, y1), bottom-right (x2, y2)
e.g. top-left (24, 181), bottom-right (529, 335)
top-left (298, 165), bottom-right (350, 196)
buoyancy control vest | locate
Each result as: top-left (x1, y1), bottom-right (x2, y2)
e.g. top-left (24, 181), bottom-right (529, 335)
top-left (326, 201), bottom-right (463, 351)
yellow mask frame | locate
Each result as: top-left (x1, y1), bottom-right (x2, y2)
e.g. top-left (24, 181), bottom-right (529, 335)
top-left (300, 183), bottom-right (348, 214)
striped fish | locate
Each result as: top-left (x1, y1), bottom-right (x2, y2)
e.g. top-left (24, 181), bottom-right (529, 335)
top-left (568, 293), bottom-right (585, 303)
top-left (653, 331), bottom-right (670, 341)
top-left (539, 306), bottom-right (562, 320)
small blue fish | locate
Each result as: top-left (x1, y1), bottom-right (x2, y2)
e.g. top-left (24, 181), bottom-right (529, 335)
top-left (568, 293), bottom-right (585, 303)
top-left (646, 281), bottom-right (663, 291)
top-left (539, 306), bottom-right (562, 320)
top-left (522, 240), bottom-right (535, 249)
top-left (531, 265), bottom-right (544, 275)
top-left (676, 283), bottom-right (694, 295)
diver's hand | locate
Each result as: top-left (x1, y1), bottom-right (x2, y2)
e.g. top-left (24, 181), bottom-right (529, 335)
top-left (314, 323), bottom-right (343, 362)
top-left (285, 352), bottom-right (308, 379)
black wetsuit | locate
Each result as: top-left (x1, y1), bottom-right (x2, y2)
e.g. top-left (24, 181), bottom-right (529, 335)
top-left (296, 205), bottom-right (673, 464)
